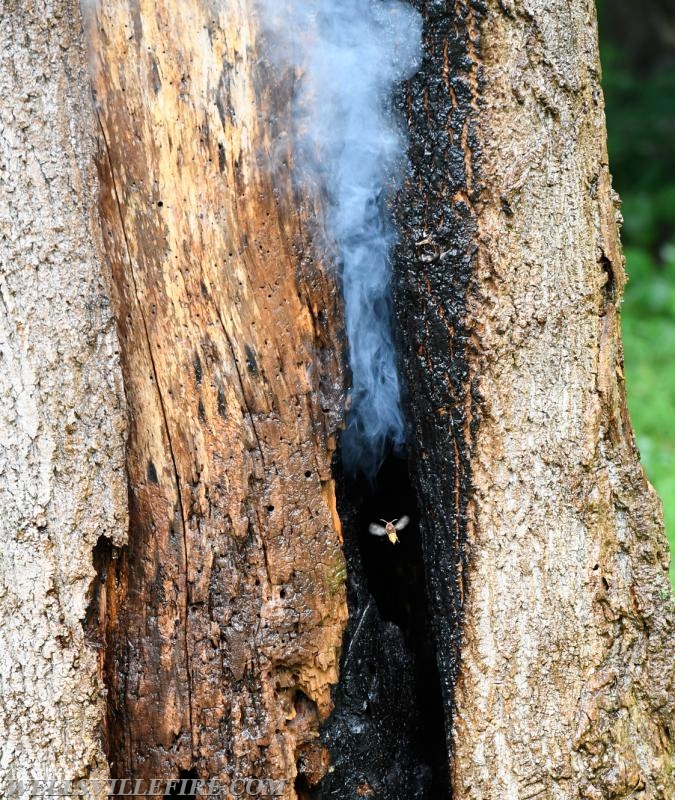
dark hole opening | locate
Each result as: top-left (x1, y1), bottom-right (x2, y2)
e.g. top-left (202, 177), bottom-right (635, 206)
top-left (83, 535), bottom-right (124, 650)
top-left (295, 771), bottom-right (312, 800)
top-left (166, 769), bottom-right (199, 798)
top-left (343, 453), bottom-right (450, 798)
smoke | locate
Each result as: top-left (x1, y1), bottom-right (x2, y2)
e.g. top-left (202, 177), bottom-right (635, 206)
top-left (257, 0), bottom-right (422, 478)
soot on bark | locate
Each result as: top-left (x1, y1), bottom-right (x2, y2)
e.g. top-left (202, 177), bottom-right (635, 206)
top-left (308, 452), bottom-right (449, 799)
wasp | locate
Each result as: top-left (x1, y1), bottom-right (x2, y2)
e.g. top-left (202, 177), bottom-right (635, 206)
top-left (368, 516), bottom-right (410, 545)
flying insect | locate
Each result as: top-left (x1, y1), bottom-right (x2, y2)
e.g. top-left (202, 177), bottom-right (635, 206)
top-left (368, 516), bottom-right (410, 545)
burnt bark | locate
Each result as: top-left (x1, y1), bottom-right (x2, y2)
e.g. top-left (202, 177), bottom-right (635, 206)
top-left (314, 457), bottom-right (449, 798)
top-left (84, 0), bottom-right (348, 788)
top-left (399, 2), bottom-right (674, 798)
top-left (395, 0), bottom-right (484, 752)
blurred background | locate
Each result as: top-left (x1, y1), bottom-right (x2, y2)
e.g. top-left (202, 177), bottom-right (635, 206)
top-left (596, 1), bottom-right (675, 584)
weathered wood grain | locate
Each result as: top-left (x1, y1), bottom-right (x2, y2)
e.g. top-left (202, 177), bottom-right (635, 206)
top-left (86, 0), bottom-right (348, 789)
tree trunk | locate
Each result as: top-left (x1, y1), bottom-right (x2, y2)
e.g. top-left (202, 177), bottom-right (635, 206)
top-left (85, 0), bottom-right (348, 787)
top-left (0, 0), bottom-right (127, 790)
top-left (396, 1), bottom-right (675, 797)
top-left (1, 1), bottom-right (673, 799)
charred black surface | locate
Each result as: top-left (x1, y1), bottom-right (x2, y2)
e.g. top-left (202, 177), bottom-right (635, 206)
top-left (315, 3), bottom-right (485, 793)
top-left (312, 454), bottom-right (449, 799)
top-left (394, 0), bottom-right (485, 759)
top-left (166, 769), bottom-right (199, 799)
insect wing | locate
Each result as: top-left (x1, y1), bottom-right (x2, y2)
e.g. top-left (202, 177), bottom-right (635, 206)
top-left (368, 522), bottom-right (387, 537)
top-left (394, 515), bottom-right (410, 531)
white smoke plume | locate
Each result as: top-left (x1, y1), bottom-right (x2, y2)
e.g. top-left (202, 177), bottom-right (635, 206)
top-left (257, 0), bottom-right (422, 477)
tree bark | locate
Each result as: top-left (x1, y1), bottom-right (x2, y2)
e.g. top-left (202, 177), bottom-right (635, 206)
top-left (0, 0), bottom-right (127, 791)
top-left (396, 1), bottom-right (675, 797)
top-left (1, 1), bottom-right (673, 799)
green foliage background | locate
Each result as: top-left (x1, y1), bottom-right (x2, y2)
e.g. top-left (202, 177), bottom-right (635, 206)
top-left (597, 3), bottom-right (675, 583)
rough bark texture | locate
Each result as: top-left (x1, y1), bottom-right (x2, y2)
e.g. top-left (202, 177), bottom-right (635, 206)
top-left (410, 1), bottom-right (675, 798)
top-left (0, 0), bottom-right (127, 790)
top-left (395, 0), bottom-right (483, 760)
top-left (85, 0), bottom-right (348, 789)
top-left (3, 1), bottom-right (672, 798)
